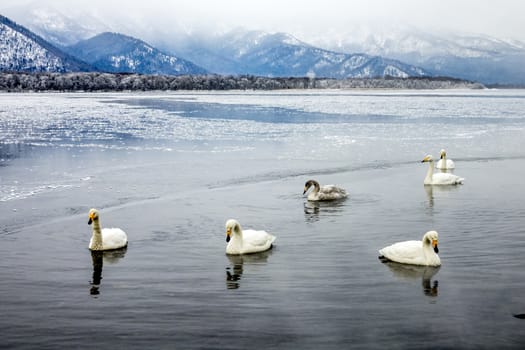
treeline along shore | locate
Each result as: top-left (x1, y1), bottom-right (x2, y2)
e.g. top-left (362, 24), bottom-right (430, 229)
top-left (0, 72), bottom-right (485, 92)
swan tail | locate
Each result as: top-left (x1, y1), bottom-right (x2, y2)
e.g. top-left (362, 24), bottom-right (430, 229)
top-left (378, 255), bottom-right (391, 263)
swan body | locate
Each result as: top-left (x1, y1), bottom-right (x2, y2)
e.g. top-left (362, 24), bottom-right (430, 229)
top-left (436, 149), bottom-right (455, 170)
top-left (225, 219), bottom-right (276, 255)
top-left (421, 155), bottom-right (464, 185)
top-left (303, 179), bottom-right (347, 201)
top-left (379, 230), bottom-right (441, 267)
top-left (88, 208), bottom-right (128, 251)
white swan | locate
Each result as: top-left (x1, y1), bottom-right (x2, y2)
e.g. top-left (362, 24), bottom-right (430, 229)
top-left (303, 179), bottom-right (347, 201)
top-left (379, 230), bottom-right (441, 266)
top-left (225, 219), bottom-right (276, 255)
top-left (421, 155), bottom-right (464, 185)
top-left (436, 149), bottom-right (455, 170)
top-left (88, 208), bottom-right (128, 251)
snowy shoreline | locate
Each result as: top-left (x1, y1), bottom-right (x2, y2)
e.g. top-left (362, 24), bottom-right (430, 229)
top-left (0, 72), bottom-right (485, 92)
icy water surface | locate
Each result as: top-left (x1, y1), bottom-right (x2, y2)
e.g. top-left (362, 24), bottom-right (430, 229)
top-left (1, 90), bottom-right (525, 349)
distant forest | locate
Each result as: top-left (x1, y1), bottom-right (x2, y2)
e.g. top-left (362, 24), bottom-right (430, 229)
top-left (0, 72), bottom-right (485, 92)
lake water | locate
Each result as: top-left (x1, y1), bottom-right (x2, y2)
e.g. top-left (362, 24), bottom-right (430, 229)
top-left (1, 90), bottom-right (525, 349)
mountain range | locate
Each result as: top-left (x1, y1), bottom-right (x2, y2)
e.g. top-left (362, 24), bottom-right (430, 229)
top-left (305, 25), bottom-right (525, 85)
top-left (164, 29), bottom-right (428, 79)
top-left (1, 4), bottom-right (525, 85)
top-left (0, 13), bottom-right (428, 79)
top-left (64, 32), bottom-right (207, 75)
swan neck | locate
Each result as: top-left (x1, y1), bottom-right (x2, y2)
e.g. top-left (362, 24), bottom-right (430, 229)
top-left (227, 223), bottom-right (244, 253)
top-left (234, 224), bottom-right (243, 239)
top-left (425, 160), bottom-right (434, 184)
top-left (422, 235), bottom-right (440, 265)
top-left (422, 240), bottom-right (433, 258)
top-left (312, 181), bottom-right (320, 193)
top-left (91, 218), bottom-right (103, 250)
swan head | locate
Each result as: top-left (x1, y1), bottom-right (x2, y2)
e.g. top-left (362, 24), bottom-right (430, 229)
top-left (88, 208), bottom-right (100, 225)
top-left (440, 149), bottom-right (447, 159)
top-left (421, 155), bottom-right (434, 163)
top-left (424, 230), bottom-right (439, 253)
top-left (303, 180), bottom-right (319, 194)
top-left (225, 219), bottom-right (241, 242)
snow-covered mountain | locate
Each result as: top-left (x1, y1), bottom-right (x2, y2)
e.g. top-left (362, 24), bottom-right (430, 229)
top-left (65, 32), bottom-right (207, 75)
top-left (168, 29), bottom-right (428, 78)
top-left (0, 14), bottom-right (92, 72)
top-left (2, 3), bottom-right (109, 47)
top-left (1, 5), bottom-right (431, 79)
top-left (306, 25), bottom-right (525, 85)
top-left (3, 3), bottom-right (524, 84)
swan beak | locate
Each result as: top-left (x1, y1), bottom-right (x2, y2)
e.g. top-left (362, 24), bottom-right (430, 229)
top-left (432, 239), bottom-right (439, 253)
top-left (421, 155), bottom-right (432, 163)
top-left (303, 183), bottom-right (312, 195)
top-left (88, 213), bottom-right (94, 225)
top-left (226, 228), bottom-right (231, 242)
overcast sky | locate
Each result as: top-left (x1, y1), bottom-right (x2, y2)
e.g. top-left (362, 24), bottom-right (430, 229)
top-left (2, 0), bottom-right (524, 41)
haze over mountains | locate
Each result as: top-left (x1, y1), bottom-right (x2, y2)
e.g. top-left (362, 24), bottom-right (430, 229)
top-left (305, 25), bottom-right (525, 85)
top-left (1, 3), bottom-right (525, 85)
top-left (0, 13), bottom-right (430, 79)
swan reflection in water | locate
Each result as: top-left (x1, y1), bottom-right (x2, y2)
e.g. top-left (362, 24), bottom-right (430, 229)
top-left (89, 247), bottom-right (127, 296)
top-left (424, 184), bottom-right (461, 209)
top-left (381, 261), bottom-right (440, 297)
top-left (225, 249), bottom-right (273, 290)
top-left (304, 199), bottom-right (346, 223)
